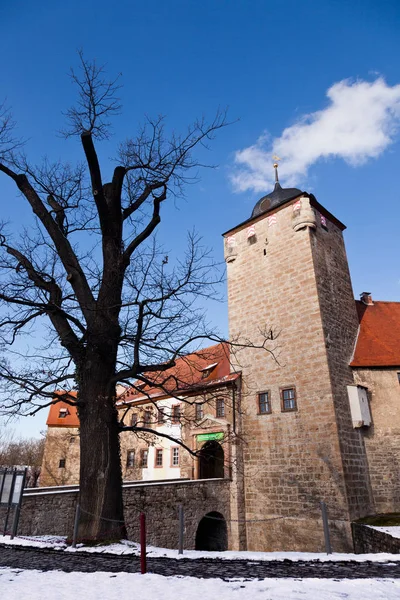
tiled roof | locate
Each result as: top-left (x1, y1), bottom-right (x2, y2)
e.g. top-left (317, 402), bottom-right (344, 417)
top-left (119, 342), bottom-right (237, 405)
top-left (46, 392), bottom-right (79, 427)
top-left (351, 301), bottom-right (400, 368)
top-left (46, 343), bottom-right (237, 423)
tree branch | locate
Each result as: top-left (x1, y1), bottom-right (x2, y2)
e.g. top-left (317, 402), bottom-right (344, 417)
top-left (0, 162), bottom-right (96, 322)
top-left (0, 240), bottom-right (85, 361)
top-left (123, 185), bottom-right (167, 264)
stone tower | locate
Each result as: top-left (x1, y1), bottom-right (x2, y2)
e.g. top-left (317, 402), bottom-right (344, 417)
top-left (224, 171), bottom-right (374, 551)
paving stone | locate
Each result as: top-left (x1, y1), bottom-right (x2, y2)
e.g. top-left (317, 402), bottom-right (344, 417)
top-left (1, 543), bottom-right (400, 579)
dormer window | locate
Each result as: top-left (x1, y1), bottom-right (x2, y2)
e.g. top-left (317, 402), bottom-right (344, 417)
top-left (58, 408), bottom-right (69, 418)
top-left (201, 362), bottom-right (218, 379)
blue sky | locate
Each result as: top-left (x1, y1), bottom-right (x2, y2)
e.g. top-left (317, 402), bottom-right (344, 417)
top-left (1, 0), bottom-right (400, 438)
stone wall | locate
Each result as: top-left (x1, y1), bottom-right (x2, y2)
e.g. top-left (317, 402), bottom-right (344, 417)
top-left (353, 369), bottom-right (400, 514)
top-left (352, 522), bottom-right (400, 554)
top-left (310, 213), bottom-right (374, 521)
top-left (1, 479), bottom-right (231, 550)
top-left (40, 426), bottom-right (80, 487)
top-left (225, 199), bottom-right (356, 551)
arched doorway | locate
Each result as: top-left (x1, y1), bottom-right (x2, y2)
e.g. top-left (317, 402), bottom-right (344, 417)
top-left (198, 440), bottom-right (224, 479)
top-left (195, 511), bottom-right (228, 551)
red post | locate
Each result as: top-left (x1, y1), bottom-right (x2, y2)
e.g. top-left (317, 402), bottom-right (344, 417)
top-left (140, 512), bottom-right (147, 574)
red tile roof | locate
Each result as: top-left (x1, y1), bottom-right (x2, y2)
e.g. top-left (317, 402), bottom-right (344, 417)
top-left (119, 342), bottom-right (238, 404)
top-left (46, 393), bottom-right (79, 427)
top-left (46, 343), bottom-right (237, 424)
top-left (351, 301), bottom-right (400, 368)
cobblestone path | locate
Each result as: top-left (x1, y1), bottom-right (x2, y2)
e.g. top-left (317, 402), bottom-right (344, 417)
top-left (1, 543), bottom-right (400, 579)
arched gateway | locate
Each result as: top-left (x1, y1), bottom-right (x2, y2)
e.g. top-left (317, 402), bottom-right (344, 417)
top-left (198, 440), bottom-right (224, 479)
top-left (195, 511), bottom-right (228, 551)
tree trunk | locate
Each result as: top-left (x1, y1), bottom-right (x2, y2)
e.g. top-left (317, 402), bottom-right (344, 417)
top-left (76, 343), bottom-right (126, 543)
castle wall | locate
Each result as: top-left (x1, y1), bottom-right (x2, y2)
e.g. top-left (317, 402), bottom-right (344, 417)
top-left (4, 479), bottom-right (231, 550)
top-left (225, 200), bottom-right (356, 551)
top-left (353, 368), bottom-right (400, 513)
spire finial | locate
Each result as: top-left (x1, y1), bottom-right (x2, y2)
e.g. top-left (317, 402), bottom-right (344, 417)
top-left (272, 155), bottom-right (281, 183)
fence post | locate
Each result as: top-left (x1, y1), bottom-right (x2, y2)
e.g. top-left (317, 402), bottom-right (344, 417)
top-left (3, 469), bottom-right (17, 536)
top-left (320, 501), bottom-right (332, 554)
top-left (72, 503), bottom-right (81, 548)
top-left (140, 513), bottom-right (147, 574)
top-left (10, 467), bottom-right (27, 540)
top-left (178, 504), bottom-right (184, 555)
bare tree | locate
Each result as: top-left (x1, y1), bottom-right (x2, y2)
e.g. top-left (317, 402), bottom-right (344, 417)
top-left (0, 426), bottom-right (44, 488)
top-left (0, 55), bottom-right (274, 542)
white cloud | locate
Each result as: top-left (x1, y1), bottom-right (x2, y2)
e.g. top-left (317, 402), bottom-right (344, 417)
top-left (231, 78), bottom-right (400, 193)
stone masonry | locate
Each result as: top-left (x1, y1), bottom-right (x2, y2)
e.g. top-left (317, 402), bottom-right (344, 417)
top-left (353, 368), bottom-right (400, 513)
top-left (224, 196), bottom-right (373, 552)
top-left (1, 479), bottom-right (231, 550)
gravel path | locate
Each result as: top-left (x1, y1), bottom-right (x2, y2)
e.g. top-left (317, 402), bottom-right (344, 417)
top-left (1, 543), bottom-right (400, 579)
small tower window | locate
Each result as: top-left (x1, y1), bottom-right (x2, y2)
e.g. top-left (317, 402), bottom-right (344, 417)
top-left (58, 408), bottom-right (69, 418)
top-left (281, 387), bottom-right (297, 412)
top-left (59, 459), bottom-right (66, 468)
top-left (258, 391), bottom-right (271, 414)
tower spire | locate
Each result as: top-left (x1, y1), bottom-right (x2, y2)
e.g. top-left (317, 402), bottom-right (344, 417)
top-left (272, 155), bottom-right (281, 184)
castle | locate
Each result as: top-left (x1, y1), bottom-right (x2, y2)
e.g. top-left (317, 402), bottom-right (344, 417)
top-left (40, 169), bottom-right (400, 552)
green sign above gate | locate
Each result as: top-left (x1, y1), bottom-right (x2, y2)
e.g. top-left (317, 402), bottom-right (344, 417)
top-left (197, 432), bottom-right (224, 442)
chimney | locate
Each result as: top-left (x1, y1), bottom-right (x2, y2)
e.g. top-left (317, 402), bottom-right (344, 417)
top-left (360, 292), bottom-right (373, 306)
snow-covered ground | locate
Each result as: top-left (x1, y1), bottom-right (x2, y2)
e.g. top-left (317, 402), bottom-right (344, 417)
top-left (3, 534), bottom-right (400, 562)
top-left (1, 568), bottom-right (400, 600)
top-left (2, 534), bottom-right (400, 599)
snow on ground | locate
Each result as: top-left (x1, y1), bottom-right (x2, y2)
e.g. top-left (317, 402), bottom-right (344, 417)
top-left (1, 568), bottom-right (400, 600)
top-left (370, 526), bottom-right (400, 539)
top-left (2, 534), bottom-right (400, 562)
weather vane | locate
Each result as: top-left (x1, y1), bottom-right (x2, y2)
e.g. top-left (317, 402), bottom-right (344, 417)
top-left (272, 155), bottom-right (281, 183)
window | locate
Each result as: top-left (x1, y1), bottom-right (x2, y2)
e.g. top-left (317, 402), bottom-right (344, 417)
top-left (126, 450), bottom-right (135, 468)
top-left (69, 436), bottom-right (76, 444)
top-left (131, 413), bottom-right (138, 427)
top-left (157, 409), bottom-right (165, 424)
top-left (201, 363), bottom-right (218, 379)
top-left (216, 398), bottom-right (225, 418)
top-left (171, 447), bottom-right (179, 467)
top-left (155, 448), bottom-right (163, 467)
top-left (195, 402), bottom-right (204, 421)
top-left (144, 410), bottom-right (152, 425)
top-left (172, 405), bottom-right (181, 424)
top-left (58, 408), bottom-right (68, 418)
top-left (59, 459), bottom-right (66, 468)
top-left (258, 391), bottom-right (271, 414)
top-left (281, 387), bottom-right (297, 412)
top-left (140, 449), bottom-right (148, 468)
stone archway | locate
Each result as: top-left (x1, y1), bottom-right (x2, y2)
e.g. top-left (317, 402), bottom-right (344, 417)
top-left (195, 511), bottom-right (228, 551)
top-left (198, 440), bottom-right (224, 479)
